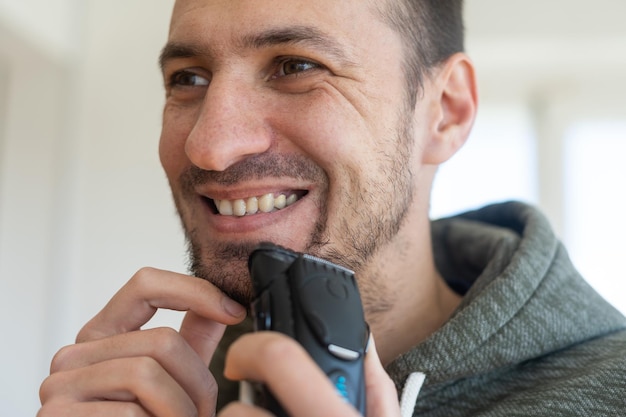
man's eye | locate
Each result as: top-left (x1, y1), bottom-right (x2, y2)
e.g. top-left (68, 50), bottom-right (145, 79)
top-left (277, 59), bottom-right (320, 77)
top-left (169, 70), bottom-right (210, 87)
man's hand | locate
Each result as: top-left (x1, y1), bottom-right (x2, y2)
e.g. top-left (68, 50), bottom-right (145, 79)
top-left (219, 333), bottom-right (401, 417)
top-left (38, 267), bottom-right (246, 417)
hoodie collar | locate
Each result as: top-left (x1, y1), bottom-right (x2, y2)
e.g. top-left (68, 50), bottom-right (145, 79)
top-left (387, 201), bottom-right (625, 394)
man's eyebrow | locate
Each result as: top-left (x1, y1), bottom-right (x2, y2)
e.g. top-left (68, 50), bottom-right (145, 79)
top-left (159, 43), bottom-right (208, 72)
top-left (238, 25), bottom-right (356, 66)
top-left (159, 25), bottom-right (356, 71)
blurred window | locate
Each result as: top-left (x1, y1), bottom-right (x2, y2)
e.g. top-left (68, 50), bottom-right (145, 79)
top-left (563, 121), bottom-right (626, 313)
top-left (431, 104), bottom-right (539, 217)
top-left (431, 108), bottom-right (626, 315)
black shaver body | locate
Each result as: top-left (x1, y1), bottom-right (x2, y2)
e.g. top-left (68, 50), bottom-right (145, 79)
top-left (247, 243), bottom-right (369, 416)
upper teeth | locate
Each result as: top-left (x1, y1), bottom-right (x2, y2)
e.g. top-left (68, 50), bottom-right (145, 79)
top-left (214, 193), bottom-right (299, 216)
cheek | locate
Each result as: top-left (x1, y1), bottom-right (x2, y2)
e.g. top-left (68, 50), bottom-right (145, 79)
top-left (159, 104), bottom-right (196, 181)
top-left (275, 86), bottom-right (407, 200)
top-left (273, 89), bottom-right (395, 219)
top-left (274, 89), bottom-right (370, 171)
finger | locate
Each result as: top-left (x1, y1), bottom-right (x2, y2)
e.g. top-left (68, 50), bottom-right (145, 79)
top-left (40, 357), bottom-right (197, 417)
top-left (224, 332), bottom-right (360, 417)
top-left (179, 310), bottom-right (228, 366)
top-left (218, 402), bottom-right (275, 417)
top-left (50, 327), bottom-right (218, 415)
top-left (51, 328), bottom-right (217, 410)
top-left (77, 267), bottom-right (246, 343)
top-left (38, 400), bottom-right (152, 417)
top-left (364, 335), bottom-right (401, 417)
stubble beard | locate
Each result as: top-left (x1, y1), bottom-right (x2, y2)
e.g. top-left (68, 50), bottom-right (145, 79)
top-left (174, 109), bottom-right (415, 313)
top-left (175, 154), bottom-right (331, 306)
top-left (184, 205), bottom-right (331, 306)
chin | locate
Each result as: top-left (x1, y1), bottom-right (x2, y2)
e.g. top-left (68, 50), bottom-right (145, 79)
top-left (187, 240), bottom-right (258, 306)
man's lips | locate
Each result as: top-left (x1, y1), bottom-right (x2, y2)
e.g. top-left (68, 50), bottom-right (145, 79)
top-left (204, 190), bottom-right (308, 217)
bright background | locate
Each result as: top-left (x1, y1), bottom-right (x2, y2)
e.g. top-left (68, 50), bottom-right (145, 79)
top-left (1, 1), bottom-right (625, 415)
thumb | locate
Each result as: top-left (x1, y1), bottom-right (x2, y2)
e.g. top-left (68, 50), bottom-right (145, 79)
top-left (179, 310), bottom-right (229, 366)
top-left (365, 335), bottom-right (401, 416)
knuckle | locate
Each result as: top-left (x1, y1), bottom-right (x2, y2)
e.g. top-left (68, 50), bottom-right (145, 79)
top-left (39, 373), bottom-right (65, 405)
top-left (150, 326), bottom-right (184, 356)
top-left (129, 356), bottom-right (163, 382)
top-left (38, 375), bottom-right (53, 404)
top-left (49, 344), bottom-right (79, 373)
top-left (131, 267), bottom-right (159, 288)
top-left (75, 326), bottom-right (105, 344)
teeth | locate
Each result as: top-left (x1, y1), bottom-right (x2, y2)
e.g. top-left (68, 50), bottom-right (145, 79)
top-left (246, 197), bottom-right (258, 215)
top-left (274, 194), bottom-right (286, 210)
top-left (214, 192), bottom-right (300, 216)
top-left (233, 199), bottom-right (246, 217)
top-left (286, 194), bottom-right (298, 206)
top-left (258, 194), bottom-right (274, 213)
top-left (217, 200), bottom-right (233, 216)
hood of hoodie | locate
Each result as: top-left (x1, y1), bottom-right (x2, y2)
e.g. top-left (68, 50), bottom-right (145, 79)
top-left (385, 201), bottom-right (626, 393)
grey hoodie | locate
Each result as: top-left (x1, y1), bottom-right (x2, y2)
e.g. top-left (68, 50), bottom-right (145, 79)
top-left (211, 202), bottom-right (626, 416)
top-left (388, 201), bottom-right (626, 416)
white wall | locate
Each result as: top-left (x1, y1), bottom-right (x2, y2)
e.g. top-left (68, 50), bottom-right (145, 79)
top-left (0, 1), bottom-right (178, 415)
top-left (0, 0), bottom-right (81, 61)
top-left (1, 1), bottom-right (625, 415)
top-left (67, 0), bottom-right (184, 334)
top-left (0, 21), bottom-right (72, 417)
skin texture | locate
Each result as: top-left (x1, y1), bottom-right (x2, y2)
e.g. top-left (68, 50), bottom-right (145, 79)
top-left (160, 0), bottom-right (417, 315)
top-left (38, 0), bottom-right (477, 416)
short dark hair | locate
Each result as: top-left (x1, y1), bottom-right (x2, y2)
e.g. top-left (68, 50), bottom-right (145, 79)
top-left (375, 0), bottom-right (465, 108)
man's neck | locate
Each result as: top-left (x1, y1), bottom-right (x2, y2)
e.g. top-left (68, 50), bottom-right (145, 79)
top-left (364, 216), bottom-right (462, 366)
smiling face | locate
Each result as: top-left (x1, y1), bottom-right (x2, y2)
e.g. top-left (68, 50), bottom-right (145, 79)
top-left (159, 0), bottom-right (433, 308)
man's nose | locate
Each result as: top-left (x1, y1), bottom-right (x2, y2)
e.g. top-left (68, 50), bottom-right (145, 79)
top-left (185, 78), bottom-right (272, 172)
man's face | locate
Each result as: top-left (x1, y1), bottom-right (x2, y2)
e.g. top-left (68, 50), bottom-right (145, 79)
top-left (159, 0), bottom-right (428, 307)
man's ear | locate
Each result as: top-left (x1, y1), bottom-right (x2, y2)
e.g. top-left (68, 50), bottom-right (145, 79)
top-left (421, 53), bottom-right (478, 165)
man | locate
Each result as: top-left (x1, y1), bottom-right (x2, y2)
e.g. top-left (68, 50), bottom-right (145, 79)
top-left (38, 0), bottom-right (626, 416)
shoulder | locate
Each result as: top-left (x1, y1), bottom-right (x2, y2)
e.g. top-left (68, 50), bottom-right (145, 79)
top-left (414, 330), bottom-right (626, 416)
top-left (497, 330), bottom-right (626, 416)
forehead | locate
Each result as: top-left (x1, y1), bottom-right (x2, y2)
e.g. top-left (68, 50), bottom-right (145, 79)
top-left (169, 0), bottom-right (388, 46)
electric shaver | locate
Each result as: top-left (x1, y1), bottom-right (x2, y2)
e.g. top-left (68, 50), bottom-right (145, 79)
top-left (245, 242), bottom-right (369, 416)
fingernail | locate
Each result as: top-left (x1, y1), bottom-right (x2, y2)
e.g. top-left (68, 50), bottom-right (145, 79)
top-left (223, 297), bottom-right (246, 318)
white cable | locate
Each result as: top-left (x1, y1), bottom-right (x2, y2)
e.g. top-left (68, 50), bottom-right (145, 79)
top-left (239, 381), bottom-right (255, 405)
top-left (399, 372), bottom-right (426, 417)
